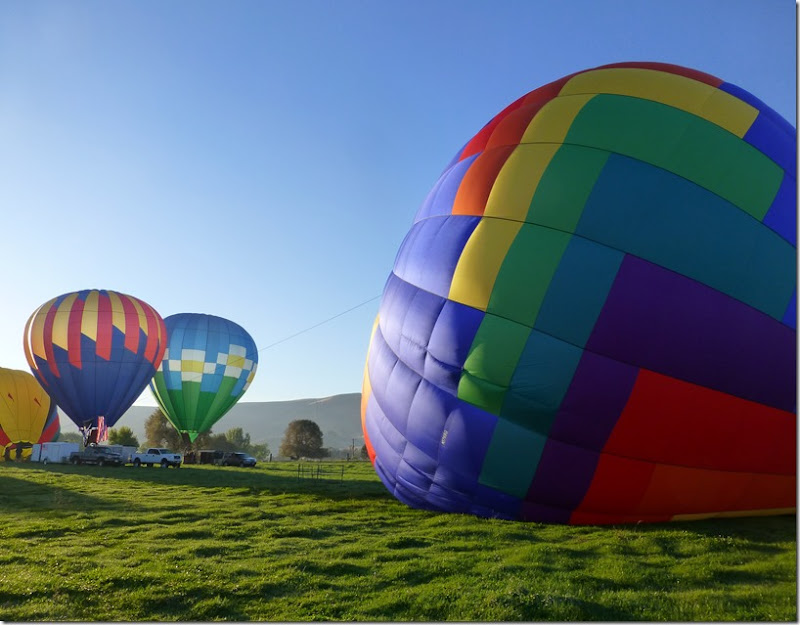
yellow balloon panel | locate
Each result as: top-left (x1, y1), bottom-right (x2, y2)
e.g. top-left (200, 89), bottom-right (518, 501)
top-left (0, 368), bottom-right (53, 444)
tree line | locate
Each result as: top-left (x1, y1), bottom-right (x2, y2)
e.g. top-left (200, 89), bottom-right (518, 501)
top-left (142, 410), bottom-right (270, 460)
top-left (58, 411), bottom-right (368, 461)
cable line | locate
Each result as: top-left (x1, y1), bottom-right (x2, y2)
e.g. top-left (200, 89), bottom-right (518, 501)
top-left (258, 294), bottom-right (381, 352)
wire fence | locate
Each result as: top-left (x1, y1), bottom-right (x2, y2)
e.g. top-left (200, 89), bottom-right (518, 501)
top-left (295, 461), bottom-right (348, 482)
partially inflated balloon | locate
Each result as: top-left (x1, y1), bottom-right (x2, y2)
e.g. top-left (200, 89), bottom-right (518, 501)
top-left (24, 289), bottom-right (167, 435)
top-left (149, 313), bottom-right (258, 442)
top-left (362, 62), bottom-right (796, 524)
top-left (0, 368), bottom-right (60, 460)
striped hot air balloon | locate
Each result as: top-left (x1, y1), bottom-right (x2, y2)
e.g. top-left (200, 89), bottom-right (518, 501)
top-left (23, 289), bottom-right (167, 439)
top-left (361, 62), bottom-right (796, 524)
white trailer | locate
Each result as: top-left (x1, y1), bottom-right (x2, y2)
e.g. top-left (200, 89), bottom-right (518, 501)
top-left (31, 442), bottom-right (80, 464)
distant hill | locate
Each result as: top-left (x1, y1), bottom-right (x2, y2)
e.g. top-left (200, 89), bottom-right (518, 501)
top-left (63, 393), bottom-right (364, 454)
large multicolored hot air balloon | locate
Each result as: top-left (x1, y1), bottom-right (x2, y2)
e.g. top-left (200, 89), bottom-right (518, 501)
top-left (0, 367), bottom-right (60, 461)
top-left (24, 289), bottom-right (167, 440)
top-left (149, 313), bottom-right (258, 442)
top-left (362, 62), bottom-right (796, 524)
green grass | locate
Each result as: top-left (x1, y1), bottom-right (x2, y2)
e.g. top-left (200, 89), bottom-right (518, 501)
top-left (0, 461), bottom-right (795, 621)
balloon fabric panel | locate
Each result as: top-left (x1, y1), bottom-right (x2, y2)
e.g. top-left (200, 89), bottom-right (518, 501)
top-left (575, 154), bottom-right (795, 320)
top-left (602, 369), bottom-right (795, 475)
top-left (586, 256), bottom-right (795, 412)
top-left (38, 402), bottom-right (61, 443)
top-left (362, 62), bottom-right (796, 524)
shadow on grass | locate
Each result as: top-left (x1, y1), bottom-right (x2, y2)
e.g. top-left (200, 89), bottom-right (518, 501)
top-left (11, 461), bottom-right (394, 502)
top-left (511, 594), bottom-right (640, 622)
top-left (0, 474), bottom-right (123, 514)
top-left (627, 515), bottom-right (796, 547)
top-left (0, 576), bottom-right (263, 622)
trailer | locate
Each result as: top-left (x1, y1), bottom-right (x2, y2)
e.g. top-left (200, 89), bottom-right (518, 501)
top-left (198, 449), bottom-right (224, 465)
top-left (31, 442), bottom-right (80, 464)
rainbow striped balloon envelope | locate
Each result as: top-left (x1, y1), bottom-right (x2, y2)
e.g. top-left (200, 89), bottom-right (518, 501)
top-left (361, 62), bottom-right (796, 524)
top-left (24, 289), bottom-right (167, 433)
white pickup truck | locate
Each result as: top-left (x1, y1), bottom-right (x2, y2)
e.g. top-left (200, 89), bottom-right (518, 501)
top-left (131, 448), bottom-right (183, 468)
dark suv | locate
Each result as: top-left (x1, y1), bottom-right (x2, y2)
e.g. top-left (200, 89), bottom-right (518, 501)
top-left (222, 452), bottom-right (257, 467)
top-left (69, 445), bottom-right (125, 467)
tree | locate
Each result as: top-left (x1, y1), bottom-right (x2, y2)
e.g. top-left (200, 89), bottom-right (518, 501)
top-left (143, 409), bottom-right (183, 450)
top-left (248, 442), bottom-right (270, 461)
top-left (204, 433), bottom-right (237, 452)
top-left (360, 444), bottom-right (369, 460)
top-left (58, 432), bottom-right (83, 444)
top-left (279, 419), bottom-right (327, 459)
top-left (221, 427), bottom-right (270, 460)
top-left (224, 427), bottom-right (250, 450)
top-left (108, 426), bottom-right (139, 448)
top-left (198, 428), bottom-right (270, 459)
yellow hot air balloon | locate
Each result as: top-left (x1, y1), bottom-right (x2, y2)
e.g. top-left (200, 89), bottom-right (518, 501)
top-left (0, 368), bottom-right (60, 461)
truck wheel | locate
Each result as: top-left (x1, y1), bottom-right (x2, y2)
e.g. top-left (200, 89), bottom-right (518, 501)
top-left (161, 460), bottom-right (168, 468)
top-left (98, 459), bottom-right (105, 467)
top-left (70, 457), bottom-right (78, 465)
top-left (133, 458), bottom-right (141, 467)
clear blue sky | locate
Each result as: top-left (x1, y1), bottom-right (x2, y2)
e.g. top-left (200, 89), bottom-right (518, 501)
top-left (0, 0), bottom-right (795, 408)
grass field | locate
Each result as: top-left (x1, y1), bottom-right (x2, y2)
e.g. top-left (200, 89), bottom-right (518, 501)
top-left (0, 461), bottom-right (795, 621)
